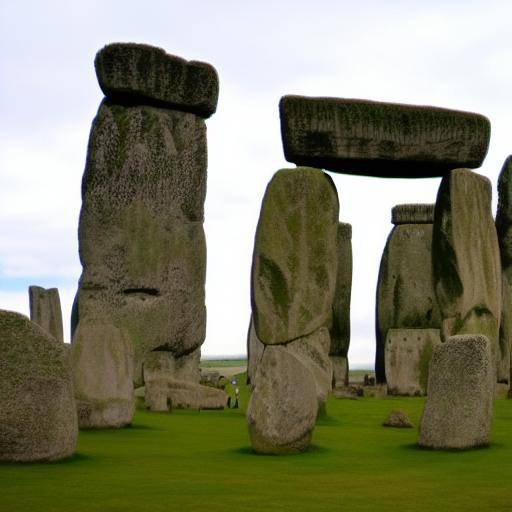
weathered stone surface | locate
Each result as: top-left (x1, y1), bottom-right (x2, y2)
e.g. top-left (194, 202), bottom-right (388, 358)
top-left (433, 169), bottom-right (501, 373)
top-left (333, 385), bottom-right (363, 399)
top-left (385, 328), bottom-right (441, 396)
top-left (330, 223), bottom-right (352, 387)
top-left (376, 204), bottom-right (441, 383)
top-left (252, 167), bottom-right (339, 345)
top-left (496, 156), bottom-right (512, 384)
top-left (71, 322), bottom-right (134, 428)
top-left (247, 317), bottom-right (265, 387)
top-left (382, 410), bottom-right (413, 428)
top-left (279, 96), bottom-right (490, 177)
top-left (247, 345), bottom-right (318, 454)
top-left (286, 327), bottom-right (332, 408)
top-left (330, 355), bottom-right (348, 388)
top-left (0, 310), bottom-right (77, 461)
top-left (145, 379), bottom-right (228, 411)
top-left (392, 203), bottom-right (434, 225)
top-left (74, 100), bottom-right (207, 385)
top-left (28, 286), bottom-right (64, 343)
top-left (419, 334), bottom-right (494, 450)
top-left (95, 43), bottom-right (219, 118)
top-left (143, 349), bottom-right (200, 385)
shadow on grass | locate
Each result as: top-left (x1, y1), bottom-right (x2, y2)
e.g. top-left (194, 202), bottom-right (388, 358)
top-left (232, 444), bottom-right (331, 457)
top-left (0, 452), bottom-right (93, 466)
top-left (399, 442), bottom-right (502, 453)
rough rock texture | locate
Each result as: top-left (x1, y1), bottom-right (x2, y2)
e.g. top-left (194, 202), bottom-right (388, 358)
top-left (0, 310), bottom-right (77, 461)
top-left (433, 169), bottom-right (501, 373)
top-left (247, 345), bottom-right (318, 454)
top-left (385, 328), bottom-right (441, 396)
top-left (382, 410), bottom-right (413, 428)
top-left (145, 379), bottom-right (228, 411)
top-left (330, 222), bottom-right (352, 388)
top-left (71, 321), bottom-right (134, 428)
top-left (95, 43), bottom-right (219, 118)
top-left (247, 317), bottom-right (265, 387)
top-left (375, 204), bottom-right (441, 383)
top-left (143, 349), bottom-right (200, 384)
top-left (418, 334), bottom-right (494, 449)
top-left (251, 167), bottom-right (339, 345)
top-left (496, 156), bottom-right (512, 384)
top-left (74, 100), bottom-right (208, 385)
top-left (286, 327), bottom-right (332, 408)
top-left (28, 285), bottom-right (64, 343)
top-left (333, 386), bottom-right (363, 399)
top-left (279, 96), bottom-right (490, 177)
top-left (330, 355), bottom-right (349, 388)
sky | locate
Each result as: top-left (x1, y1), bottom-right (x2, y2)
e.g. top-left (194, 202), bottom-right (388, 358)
top-left (1, 0), bottom-right (511, 366)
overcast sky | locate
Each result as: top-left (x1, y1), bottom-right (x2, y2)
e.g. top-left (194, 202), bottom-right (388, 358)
top-left (1, 1), bottom-right (511, 366)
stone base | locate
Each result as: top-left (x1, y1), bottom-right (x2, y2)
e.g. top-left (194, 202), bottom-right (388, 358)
top-left (76, 398), bottom-right (134, 429)
top-left (330, 355), bottom-right (349, 388)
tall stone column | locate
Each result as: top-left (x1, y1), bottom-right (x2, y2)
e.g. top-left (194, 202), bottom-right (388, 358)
top-left (28, 286), bottom-right (64, 343)
top-left (72, 43), bottom-right (219, 427)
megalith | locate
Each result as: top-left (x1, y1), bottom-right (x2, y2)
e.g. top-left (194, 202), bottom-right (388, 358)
top-left (73, 43), bottom-right (219, 394)
top-left (418, 334), bottom-right (494, 450)
top-left (279, 96), bottom-right (490, 177)
top-left (330, 222), bottom-right (352, 388)
top-left (432, 169), bottom-right (501, 373)
top-left (375, 204), bottom-right (441, 385)
top-left (248, 166), bottom-right (338, 453)
top-left (29, 285), bottom-right (64, 343)
top-left (495, 156), bottom-right (512, 385)
top-left (247, 316), bottom-right (265, 387)
top-left (0, 310), bottom-right (77, 461)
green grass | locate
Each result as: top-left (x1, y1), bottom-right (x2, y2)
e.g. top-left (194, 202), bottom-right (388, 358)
top-left (200, 359), bottom-right (247, 368)
top-left (1, 373), bottom-right (512, 512)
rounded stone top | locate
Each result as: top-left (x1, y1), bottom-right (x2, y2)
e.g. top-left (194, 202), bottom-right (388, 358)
top-left (338, 222), bottom-right (352, 240)
top-left (391, 203), bottom-right (435, 225)
top-left (94, 42), bottom-right (219, 118)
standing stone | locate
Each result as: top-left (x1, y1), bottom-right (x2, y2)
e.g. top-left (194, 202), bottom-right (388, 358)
top-left (247, 316), bottom-right (265, 387)
top-left (495, 156), bottom-right (512, 385)
top-left (71, 321), bottom-right (134, 428)
top-left (247, 345), bottom-right (318, 454)
top-left (432, 169), bottom-right (501, 373)
top-left (418, 334), bottom-right (494, 449)
top-left (0, 310), bottom-right (77, 461)
top-left (330, 222), bottom-right (352, 388)
top-left (251, 167), bottom-right (339, 345)
top-left (74, 43), bottom-right (218, 388)
top-left (385, 328), bottom-right (441, 396)
top-left (28, 286), bottom-right (64, 343)
top-left (375, 204), bottom-right (441, 384)
top-left (279, 95), bottom-right (491, 177)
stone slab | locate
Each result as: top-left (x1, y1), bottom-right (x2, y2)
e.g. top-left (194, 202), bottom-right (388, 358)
top-left (29, 286), bottom-right (64, 343)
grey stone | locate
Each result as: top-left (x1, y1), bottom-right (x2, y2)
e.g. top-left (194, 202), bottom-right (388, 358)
top-left (279, 95), bottom-right (490, 177)
top-left (330, 355), bottom-right (348, 388)
top-left (333, 385), bottom-right (363, 399)
top-left (75, 100), bottom-right (208, 385)
top-left (419, 334), bottom-right (494, 449)
top-left (200, 371), bottom-right (221, 387)
top-left (28, 286), bottom-right (64, 343)
top-left (433, 169), bottom-right (501, 373)
top-left (0, 310), bottom-right (77, 461)
top-left (247, 316), bottom-right (265, 387)
top-left (376, 204), bottom-right (441, 383)
top-left (247, 345), bottom-right (318, 454)
top-left (383, 410), bottom-right (413, 428)
top-left (496, 156), bottom-right (512, 384)
top-left (143, 349), bottom-right (200, 385)
top-left (330, 222), bottom-right (352, 389)
top-left (385, 328), bottom-right (441, 396)
top-left (251, 167), bottom-right (339, 345)
top-left (71, 321), bottom-right (134, 428)
top-left (95, 43), bottom-right (219, 118)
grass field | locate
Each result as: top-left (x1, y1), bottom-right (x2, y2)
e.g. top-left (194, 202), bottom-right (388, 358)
top-left (2, 372), bottom-right (512, 512)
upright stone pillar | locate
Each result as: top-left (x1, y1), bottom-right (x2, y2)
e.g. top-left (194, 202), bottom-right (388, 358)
top-left (375, 204), bottom-right (441, 387)
top-left (247, 167), bottom-right (339, 453)
top-left (29, 286), bottom-right (64, 343)
top-left (432, 169), bottom-right (501, 375)
top-left (330, 222), bottom-right (352, 388)
top-left (72, 43), bottom-right (219, 427)
top-left (495, 156), bottom-right (512, 386)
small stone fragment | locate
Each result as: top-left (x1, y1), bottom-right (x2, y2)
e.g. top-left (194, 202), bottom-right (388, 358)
top-left (418, 334), bottom-right (494, 450)
top-left (0, 310), bottom-right (77, 462)
top-left (382, 410), bottom-right (413, 428)
top-left (95, 43), bottom-right (219, 118)
top-left (279, 95), bottom-right (490, 177)
top-left (28, 285), bottom-right (64, 343)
